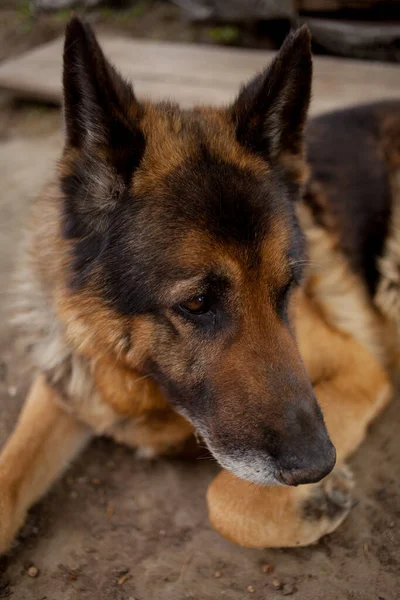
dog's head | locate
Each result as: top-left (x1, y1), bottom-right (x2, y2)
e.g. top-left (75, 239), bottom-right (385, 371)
top-left (60, 18), bottom-right (335, 486)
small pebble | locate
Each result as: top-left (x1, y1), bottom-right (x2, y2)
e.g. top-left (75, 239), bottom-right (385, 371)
top-left (8, 386), bottom-right (17, 397)
top-left (262, 563), bottom-right (274, 573)
top-left (282, 583), bottom-right (295, 596)
top-left (272, 578), bottom-right (282, 590)
top-left (27, 566), bottom-right (39, 578)
top-left (247, 585), bottom-right (255, 593)
top-left (214, 571), bottom-right (222, 578)
top-left (118, 574), bottom-right (128, 585)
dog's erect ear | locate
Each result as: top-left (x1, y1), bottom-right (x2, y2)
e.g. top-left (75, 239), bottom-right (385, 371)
top-left (63, 17), bottom-right (144, 168)
top-left (61, 18), bottom-right (146, 247)
top-left (232, 26), bottom-right (312, 166)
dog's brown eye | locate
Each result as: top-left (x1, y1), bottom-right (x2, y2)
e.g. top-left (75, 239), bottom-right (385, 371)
top-left (180, 294), bottom-right (210, 315)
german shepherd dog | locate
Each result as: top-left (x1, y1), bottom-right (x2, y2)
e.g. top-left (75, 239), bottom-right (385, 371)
top-left (0, 18), bottom-right (398, 552)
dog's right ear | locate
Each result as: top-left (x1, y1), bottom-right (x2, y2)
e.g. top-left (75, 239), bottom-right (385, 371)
top-left (61, 19), bottom-right (146, 248)
top-left (63, 17), bottom-right (143, 157)
top-left (232, 26), bottom-right (312, 172)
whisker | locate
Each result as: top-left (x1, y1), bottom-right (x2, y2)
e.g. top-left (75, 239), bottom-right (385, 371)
top-left (289, 258), bottom-right (324, 268)
top-left (131, 374), bottom-right (150, 385)
top-left (196, 454), bottom-right (216, 462)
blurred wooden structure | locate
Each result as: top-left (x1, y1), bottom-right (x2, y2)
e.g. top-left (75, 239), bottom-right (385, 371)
top-left (0, 34), bottom-right (399, 115)
top-left (295, 0), bottom-right (400, 61)
top-left (296, 0), bottom-right (396, 9)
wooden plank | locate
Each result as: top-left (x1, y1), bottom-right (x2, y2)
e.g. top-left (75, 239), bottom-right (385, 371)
top-left (296, 0), bottom-right (384, 10)
top-left (0, 34), bottom-right (400, 115)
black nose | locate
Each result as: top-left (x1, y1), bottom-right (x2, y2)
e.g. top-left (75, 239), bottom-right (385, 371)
top-left (278, 440), bottom-right (336, 486)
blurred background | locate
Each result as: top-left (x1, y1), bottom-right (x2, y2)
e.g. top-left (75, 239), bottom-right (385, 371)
top-left (1, 0), bottom-right (400, 63)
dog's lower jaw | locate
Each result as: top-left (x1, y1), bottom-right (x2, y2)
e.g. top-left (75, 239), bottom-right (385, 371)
top-left (200, 439), bottom-right (336, 488)
top-left (204, 444), bottom-right (284, 487)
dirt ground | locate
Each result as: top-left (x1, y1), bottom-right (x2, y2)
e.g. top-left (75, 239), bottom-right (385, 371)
top-left (0, 8), bottom-right (400, 600)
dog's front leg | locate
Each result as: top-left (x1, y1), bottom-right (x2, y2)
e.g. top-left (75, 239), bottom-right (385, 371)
top-left (0, 374), bottom-right (91, 554)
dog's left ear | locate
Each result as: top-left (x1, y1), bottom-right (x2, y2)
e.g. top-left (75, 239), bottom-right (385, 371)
top-left (232, 26), bottom-right (312, 171)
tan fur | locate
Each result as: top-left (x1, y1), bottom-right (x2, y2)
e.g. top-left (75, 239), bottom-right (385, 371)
top-left (297, 201), bottom-right (388, 366)
top-left (0, 375), bottom-right (91, 554)
top-left (375, 167), bottom-right (400, 360)
top-left (207, 467), bottom-right (355, 548)
top-left (134, 104), bottom-right (269, 198)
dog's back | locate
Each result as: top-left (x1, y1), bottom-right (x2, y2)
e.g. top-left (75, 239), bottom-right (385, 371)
top-left (303, 101), bottom-right (400, 350)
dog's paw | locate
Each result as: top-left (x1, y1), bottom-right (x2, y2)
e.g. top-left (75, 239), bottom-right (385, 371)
top-left (299, 465), bottom-right (354, 544)
top-left (207, 465), bottom-right (355, 548)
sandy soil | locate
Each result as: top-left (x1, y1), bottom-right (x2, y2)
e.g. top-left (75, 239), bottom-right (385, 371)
top-left (0, 82), bottom-right (399, 600)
